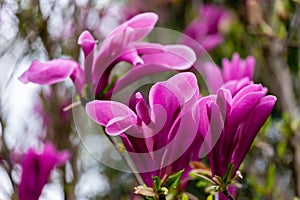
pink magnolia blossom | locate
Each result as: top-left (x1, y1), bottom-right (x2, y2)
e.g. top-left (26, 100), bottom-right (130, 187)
top-left (182, 4), bottom-right (229, 55)
top-left (201, 53), bottom-right (256, 94)
top-left (18, 143), bottom-right (70, 200)
top-left (198, 80), bottom-right (276, 178)
top-left (19, 12), bottom-right (196, 101)
top-left (86, 72), bottom-right (202, 186)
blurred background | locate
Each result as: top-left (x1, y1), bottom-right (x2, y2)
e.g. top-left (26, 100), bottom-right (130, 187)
top-left (0, 0), bottom-right (300, 199)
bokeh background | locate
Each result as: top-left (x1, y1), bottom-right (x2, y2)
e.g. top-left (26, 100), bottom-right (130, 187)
top-left (0, 0), bottom-right (300, 199)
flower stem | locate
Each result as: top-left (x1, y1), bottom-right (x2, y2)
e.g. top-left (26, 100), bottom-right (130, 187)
top-left (99, 126), bottom-right (143, 184)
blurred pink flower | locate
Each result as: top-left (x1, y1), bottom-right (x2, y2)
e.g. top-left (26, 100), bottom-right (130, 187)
top-left (86, 72), bottom-right (202, 186)
top-left (19, 12), bottom-right (196, 101)
top-left (182, 4), bottom-right (229, 55)
top-left (19, 143), bottom-right (70, 200)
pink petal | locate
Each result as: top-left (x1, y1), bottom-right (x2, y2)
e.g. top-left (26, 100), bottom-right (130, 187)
top-left (200, 62), bottom-right (224, 94)
top-left (85, 100), bottom-right (137, 136)
top-left (135, 92), bottom-right (151, 125)
top-left (148, 72), bottom-right (199, 149)
top-left (200, 34), bottom-right (223, 51)
top-left (231, 83), bottom-right (264, 106)
top-left (141, 45), bottom-right (196, 70)
top-left (243, 55), bottom-right (255, 79)
top-left (222, 78), bottom-right (252, 97)
top-left (232, 95), bottom-right (277, 172)
top-left (107, 12), bottom-right (158, 42)
top-left (132, 42), bottom-right (165, 54)
top-left (19, 143), bottom-right (69, 200)
top-left (18, 59), bottom-right (79, 85)
top-left (110, 45), bottom-right (196, 94)
top-left (78, 30), bottom-right (97, 57)
top-left (117, 47), bottom-right (144, 65)
top-left (106, 115), bottom-right (135, 136)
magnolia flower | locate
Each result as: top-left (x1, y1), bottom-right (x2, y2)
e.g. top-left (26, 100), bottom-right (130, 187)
top-left (19, 12), bottom-right (196, 101)
top-left (221, 53), bottom-right (255, 82)
top-left (182, 4), bottom-right (229, 55)
top-left (198, 80), bottom-right (276, 178)
top-left (201, 53), bottom-right (256, 94)
top-left (86, 72), bottom-right (202, 186)
top-left (18, 143), bottom-right (70, 200)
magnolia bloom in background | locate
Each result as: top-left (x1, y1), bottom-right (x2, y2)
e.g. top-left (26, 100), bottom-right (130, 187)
top-left (19, 143), bottom-right (70, 200)
top-left (86, 72), bottom-right (202, 186)
top-left (182, 4), bottom-right (229, 55)
top-left (201, 53), bottom-right (256, 93)
top-left (18, 12), bottom-right (196, 101)
top-left (198, 79), bottom-right (276, 178)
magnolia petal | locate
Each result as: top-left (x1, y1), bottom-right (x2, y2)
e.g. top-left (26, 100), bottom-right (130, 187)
top-left (96, 43), bottom-right (196, 96)
top-left (216, 88), bottom-right (232, 118)
top-left (78, 30), bottom-right (97, 57)
top-left (243, 55), bottom-right (255, 79)
top-left (168, 72), bottom-right (200, 101)
top-left (231, 95), bottom-right (277, 173)
top-left (222, 53), bottom-right (256, 82)
top-left (43, 143), bottom-right (71, 166)
top-left (111, 46), bottom-right (196, 94)
top-left (160, 103), bottom-right (200, 175)
top-left (225, 53), bottom-right (242, 81)
top-left (19, 59), bottom-right (79, 85)
top-left (19, 144), bottom-right (69, 200)
top-left (86, 100), bottom-right (137, 127)
top-left (207, 101), bottom-right (226, 177)
top-left (118, 47), bottom-right (144, 66)
top-left (201, 34), bottom-right (224, 51)
top-left (135, 92), bottom-right (151, 125)
top-left (148, 73), bottom-right (199, 150)
top-left (222, 78), bottom-right (252, 97)
top-left (108, 12), bottom-right (158, 42)
top-left (223, 88), bottom-right (266, 160)
top-left (230, 91), bottom-right (266, 124)
top-left (141, 45), bottom-right (196, 70)
top-left (231, 83), bottom-right (264, 106)
top-left (106, 115), bottom-right (135, 136)
top-left (132, 42), bottom-right (165, 54)
top-left (200, 62), bottom-right (224, 94)
top-left (70, 65), bottom-right (85, 94)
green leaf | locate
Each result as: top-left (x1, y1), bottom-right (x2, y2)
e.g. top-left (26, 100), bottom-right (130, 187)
top-left (165, 169), bottom-right (185, 189)
top-left (181, 193), bottom-right (189, 200)
top-left (196, 179), bottom-right (210, 188)
top-left (223, 163), bottom-right (234, 185)
top-left (213, 175), bottom-right (223, 186)
top-left (207, 194), bottom-right (214, 200)
top-left (152, 176), bottom-right (162, 192)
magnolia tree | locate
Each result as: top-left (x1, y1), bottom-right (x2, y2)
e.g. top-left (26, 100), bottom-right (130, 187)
top-left (0, 0), bottom-right (299, 200)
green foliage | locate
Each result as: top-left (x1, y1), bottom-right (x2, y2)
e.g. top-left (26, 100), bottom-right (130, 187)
top-left (266, 163), bottom-right (276, 192)
top-left (153, 176), bottom-right (162, 192)
top-left (165, 169), bottom-right (185, 190)
top-left (135, 170), bottom-right (185, 200)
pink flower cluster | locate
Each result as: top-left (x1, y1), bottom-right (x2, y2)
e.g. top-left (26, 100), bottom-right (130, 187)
top-left (18, 12), bottom-right (276, 199)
